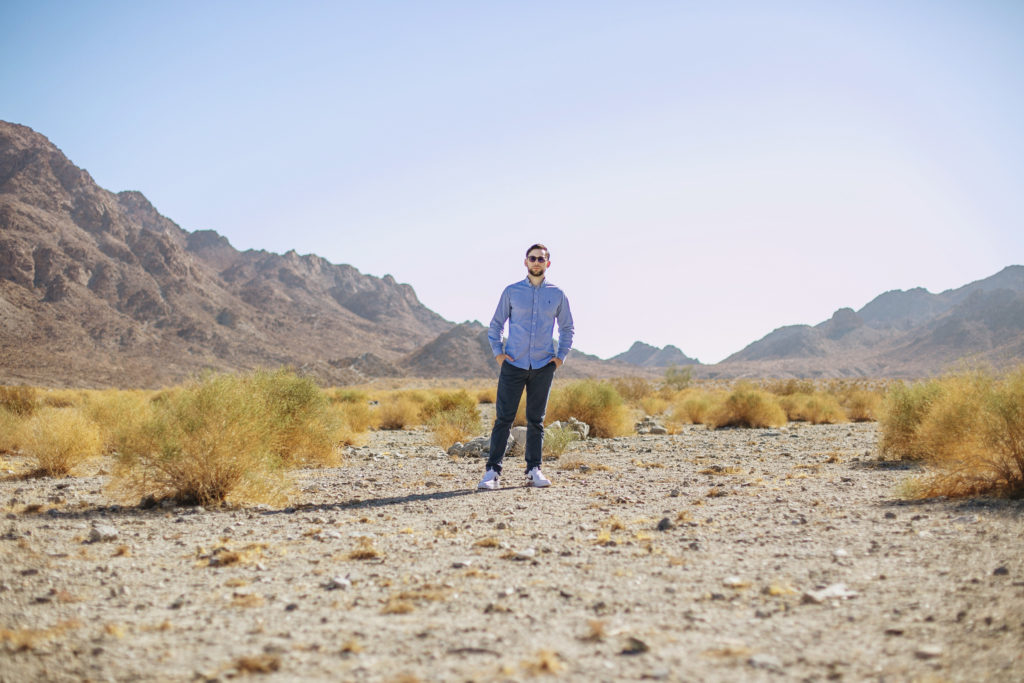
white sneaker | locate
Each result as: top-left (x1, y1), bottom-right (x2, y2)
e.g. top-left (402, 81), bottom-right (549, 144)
top-left (526, 468), bottom-right (551, 488)
top-left (478, 469), bottom-right (500, 490)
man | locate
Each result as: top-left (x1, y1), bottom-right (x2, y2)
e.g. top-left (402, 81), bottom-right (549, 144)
top-left (478, 243), bottom-right (574, 490)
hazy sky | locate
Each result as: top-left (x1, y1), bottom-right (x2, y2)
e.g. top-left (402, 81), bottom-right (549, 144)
top-left (3, 1), bottom-right (1022, 363)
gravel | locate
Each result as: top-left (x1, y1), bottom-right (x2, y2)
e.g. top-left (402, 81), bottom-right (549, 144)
top-left (1, 422), bottom-right (1022, 681)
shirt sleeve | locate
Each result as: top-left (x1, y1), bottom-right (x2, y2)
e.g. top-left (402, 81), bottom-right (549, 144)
top-left (555, 292), bottom-right (574, 361)
top-left (488, 286), bottom-right (512, 357)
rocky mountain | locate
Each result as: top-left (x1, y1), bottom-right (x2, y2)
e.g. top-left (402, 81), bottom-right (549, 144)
top-left (611, 341), bottom-right (699, 367)
top-left (713, 266), bottom-right (1024, 377)
top-left (3, 121), bottom-right (1018, 385)
top-left (0, 121), bottom-right (452, 387)
top-left (0, 121), bottom-right (648, 387)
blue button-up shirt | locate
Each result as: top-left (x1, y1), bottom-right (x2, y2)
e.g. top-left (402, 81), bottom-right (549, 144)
top-left (488, 277), bottom-right (574, 370)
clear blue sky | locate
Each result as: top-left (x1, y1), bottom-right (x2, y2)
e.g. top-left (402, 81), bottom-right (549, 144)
top-left (3, 1), bottom-right (1022, 363)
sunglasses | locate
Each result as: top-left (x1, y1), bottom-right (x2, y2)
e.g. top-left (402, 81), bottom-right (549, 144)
top-left (527, 255), bottom-right (548, 263)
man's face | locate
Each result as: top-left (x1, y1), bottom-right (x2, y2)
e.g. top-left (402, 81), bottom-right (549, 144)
top-left (524, 249), bottom-right (549, 277)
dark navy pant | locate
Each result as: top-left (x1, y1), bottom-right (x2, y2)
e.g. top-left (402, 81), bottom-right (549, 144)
top-left (486, 361), bottom-right (557, 475)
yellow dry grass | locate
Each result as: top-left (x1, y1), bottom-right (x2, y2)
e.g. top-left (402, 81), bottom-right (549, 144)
top-left (0, 619), bottom-right (81, 651)
top-left (376, 395), bottom-right (423, 430)
top-left (891, 366), bottom-right (1024, 498)
top-left (547, 380), bottom-right (631, 438)
top-left (665, 388), bottom-right (727, 430)
top-left (0, 409), bottom-right (27, 454)
top-left (424, 393), bottom-right (482, 449)
top-left (22, 407), bottom-right (103, 476)
top-left (0, 385), bottom-right (38, 416)
top-left (706, 384), bottom-right (786, 429)
top-left (110, 371), bottom-right (307, 506)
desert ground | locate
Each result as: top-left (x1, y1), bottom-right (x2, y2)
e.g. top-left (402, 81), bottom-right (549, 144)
top-left (1, 417), bottom-right (1022, 682)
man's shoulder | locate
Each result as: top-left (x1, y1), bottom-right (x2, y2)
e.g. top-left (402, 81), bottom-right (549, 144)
top-left (504, 278), bottom-right (530, 291)
top-left (540, 280), bottom-right (567, 296)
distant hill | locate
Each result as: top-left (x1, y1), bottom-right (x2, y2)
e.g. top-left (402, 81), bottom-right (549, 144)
top-left (612, 341), bottom-right (699, 367)
top-left (713, 266), bottom-right (1024, 378)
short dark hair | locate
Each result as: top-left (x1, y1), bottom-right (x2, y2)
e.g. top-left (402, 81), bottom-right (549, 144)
top-left (525, 243), bottom-right (549, 259)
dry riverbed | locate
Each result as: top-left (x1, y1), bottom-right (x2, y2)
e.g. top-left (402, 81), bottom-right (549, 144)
top-left (1, 422), bottom-right (1022, 682)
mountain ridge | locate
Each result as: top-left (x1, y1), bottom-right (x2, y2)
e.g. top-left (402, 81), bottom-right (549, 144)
top-left (2, 120), bottom-right (1019, 385)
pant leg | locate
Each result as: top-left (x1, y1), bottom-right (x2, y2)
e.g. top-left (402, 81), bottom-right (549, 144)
top-left (523, 361), bottom-right (557, 472)
top-left (486, 362), bottom-right (527, 475)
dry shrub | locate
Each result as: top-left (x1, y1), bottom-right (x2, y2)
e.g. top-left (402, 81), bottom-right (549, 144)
top-left (329, 388), bottom-right (369, 404)
top-left (666, 389), bottom-right (726, 429)
top-left (543, 425), bottom-right (578, 458)
top-left (842, 389), bottom-right (883, 422)
top-left (0, 619), bottom-right (81, 651)
top-left (521, 649), bottom-right (563, 675)
top-left (0, 409), bottom-right (26, 454)
top-left (0, 385), bottom-right (37, 416)
top-left (111, 372), bottom-right (293, 507)
top-left (377, 395), bottom-right (422, 430)
top-left (476, 387), bottom-right (497, 404)
top-left (639, 395), bottom-right (668, 416)
top-left (349, 537), bottom-right (380, 560)
top-left (419, 390), bottom-right (477, 420)
top-left (547, 380), bottom-right (631, 438)
top-left (83, 390), bottom-right (154, 455)
top-left (326, 390), bottom-right (375, 445)
top-left (41, 389), bottom-right (86, 408)
top-left (765, 378), bottom-right (816, 396)
top-left (779, 393), bottom-right (848, 424)
top-left (250, 368), bottom-right (337, 465)
top-left (235, 654), bottom-right (281, 673)
top-left (879, 380), bottom-right (944, 459)
top-left (884, 366), bottom-right (1024, 498)
top-left (421, 391), bottom-right (482, 446)
top-left (706, 384), bottom-right (786, 429)
top-left (326, 389), bottom-right (375, 441)
top-left (23, 407), bottom-right (103, 475)
top-left (611, 377), bottom-right (654, 405)
top-left (663, 365), bottom-right (693, 390)
top-left (428, 405), bottom-right (481, 449)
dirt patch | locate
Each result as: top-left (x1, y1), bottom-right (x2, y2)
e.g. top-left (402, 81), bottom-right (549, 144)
top-left (1, 423), bottom-right (1022, 681)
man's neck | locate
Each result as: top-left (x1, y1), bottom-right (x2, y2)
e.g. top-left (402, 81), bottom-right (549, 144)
top-left (527, 274), bottom-right (545, 287)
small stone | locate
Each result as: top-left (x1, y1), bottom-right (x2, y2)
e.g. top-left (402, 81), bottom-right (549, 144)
top-left (452, 560), bottom-right (472, 569)
top-left (802, 583), bottom-right (858, 604)
top-left (325, 577), bottom-right (351, 590)
top-left (748, 653), bottom-right (784, 672)
top-left (723, 576), bottom-right (750, 589)
top-left (993, 566), bottom-right (1009, 576)
top-left (656, 517), bottom-right (673, 532)
top-left (512, 548), bottom-right (536, 561)
top-left (89, 524), bottom-right (119, 543)
top-left (833, 549), bottom-right (849, 559)
top-left (669, 489), bottom-right (680, 497)
top-left (620, 637), bottom-right (649, 655)
top-left (915, 644), bottom-right (943, 660)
